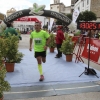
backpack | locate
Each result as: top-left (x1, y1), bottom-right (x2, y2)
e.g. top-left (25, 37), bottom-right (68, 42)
top-left (84, 67), bottom-right (97, 75)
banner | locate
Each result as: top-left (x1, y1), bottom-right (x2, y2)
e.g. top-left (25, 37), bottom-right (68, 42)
top-left (48, 18), bottom-right (54, 31)
top-left (82, 38), bottom-right (100, 63)
top-left (68, 9), bottom-right (79, 32)
top-left (15, 17), bottom-right (39, 22)
top-left (72, 9), bottom-right (79, 24)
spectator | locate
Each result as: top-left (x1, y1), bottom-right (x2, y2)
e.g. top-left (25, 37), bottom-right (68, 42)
top-left (4, 22), bottom-right (18, 37)
top-left (55, 26), bottom-right (65, 58)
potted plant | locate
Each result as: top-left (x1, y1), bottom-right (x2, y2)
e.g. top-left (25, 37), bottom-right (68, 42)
top-left (0, 32), bottom-right (5, 38)
top-left (0, 39), bottom-right (11, 100)
top-left (48, 33), bottom-right (56, 53)
top-left (3, 34), bottom-right (24, 72)
top-left (60, 34), bottom-right (75, 62)
top-left (0, 64), bottom-right (11, 100)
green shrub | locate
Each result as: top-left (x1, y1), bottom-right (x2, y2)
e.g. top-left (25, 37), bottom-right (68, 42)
top-left (60, 34), bottom-right (74, 55)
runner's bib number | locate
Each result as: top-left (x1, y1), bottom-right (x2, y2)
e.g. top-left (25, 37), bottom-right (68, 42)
top-left (34, 38), bottom-right (42, 45)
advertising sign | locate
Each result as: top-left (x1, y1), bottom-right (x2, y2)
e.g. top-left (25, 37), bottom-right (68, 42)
top-left (82, 38), bottom-right (100, 63)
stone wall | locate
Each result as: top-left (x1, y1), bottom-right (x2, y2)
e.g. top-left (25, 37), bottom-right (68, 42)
top-left (90, 0), bottom-right (100, 17)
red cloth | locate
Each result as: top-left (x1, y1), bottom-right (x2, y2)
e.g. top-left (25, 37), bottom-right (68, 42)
top-left (56, 30), bottom-right (65, 44)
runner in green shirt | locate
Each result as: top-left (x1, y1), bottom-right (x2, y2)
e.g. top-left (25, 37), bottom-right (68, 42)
top-left (29, 22), bottom-right (50, 81)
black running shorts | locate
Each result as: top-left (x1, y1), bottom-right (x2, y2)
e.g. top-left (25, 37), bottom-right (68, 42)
top-left (34, 51), bottom-right (46, 58)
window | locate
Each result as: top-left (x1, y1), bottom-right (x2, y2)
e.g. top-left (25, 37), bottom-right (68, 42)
top-left (57, 6), bottom-right (59, 8)
top-left (87, 0), bottom-right (89, 5)
top-left (83, 1), bottom-right (84, 7)
top-left (51, 7), bottom-right (52, 9)
top-left (78, 7), bottom-right (80, 11)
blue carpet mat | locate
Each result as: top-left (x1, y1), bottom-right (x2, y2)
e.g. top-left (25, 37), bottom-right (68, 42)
top-left (5, 49), bottom-right (100, 87)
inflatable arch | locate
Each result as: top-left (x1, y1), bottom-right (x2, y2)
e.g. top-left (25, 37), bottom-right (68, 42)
top-left (0, 3), bottom-right (76, 33)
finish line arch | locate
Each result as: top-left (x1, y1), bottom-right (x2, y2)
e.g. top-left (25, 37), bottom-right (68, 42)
top-left (4, 9), bottom-right (71, 25)
top-left (0, 3), bottom-right (72, 33)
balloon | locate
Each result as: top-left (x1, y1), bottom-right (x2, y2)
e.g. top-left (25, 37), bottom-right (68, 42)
top-left (0, 3), bottom-right (72, 33)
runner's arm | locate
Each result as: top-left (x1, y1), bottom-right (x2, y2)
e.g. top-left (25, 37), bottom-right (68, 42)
top-left (29, 38), bottom-right (33, 51)
top-left (46, 37), bottom-right (51, 46)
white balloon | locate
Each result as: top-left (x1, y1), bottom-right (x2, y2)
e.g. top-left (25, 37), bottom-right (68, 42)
top-left (67, 22), bottom-right (76, 32)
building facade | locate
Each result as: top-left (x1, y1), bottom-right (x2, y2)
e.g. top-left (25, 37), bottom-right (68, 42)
top-left (73, 0), bottom-right (90, 12)
top-left (50, 0), bottom-right (71, 14)
top-left (7, 8), bottom-right (16, 17)
top-left (71, 0), bottom-right (78, 12)
top-left (0, 12), bottom-right (6, 23)
top-left (13, 16), bottom-right (49, 32)
top-left (72, 0), bottom-right (100, 20)
top-left (90, 0), bottom-right (100, 18)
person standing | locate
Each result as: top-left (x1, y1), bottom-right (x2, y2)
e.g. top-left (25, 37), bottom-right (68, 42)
top-left (55, 26), bottom-right (65, 58)
top-left (29, 22), bottom-right (50, 81)
top-left (4, 22), bottom-right (18, 36)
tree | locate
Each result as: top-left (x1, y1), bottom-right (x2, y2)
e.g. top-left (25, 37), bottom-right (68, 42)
top-left (76, 12), bottom-right (83, 23)
top-left (55, 20), bottom-right (63, 25)
top-left (56, 13), bottom-right (72, 25)
top-left (76, 10), bottom-right (97, 22)
top-left (82, 10), bottom-right (97, 21)
top-left (66, 13), bottom-right (72, 20)
top-left (56, 10), bottom-right (97, 24)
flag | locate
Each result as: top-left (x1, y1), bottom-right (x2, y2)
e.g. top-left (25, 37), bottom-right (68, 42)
top-left (72, 9), bottom-right (79, 23)
top-left (68, 9), bottom-right (79, 32)
top-left (48, 18), bottom-right (54, 31)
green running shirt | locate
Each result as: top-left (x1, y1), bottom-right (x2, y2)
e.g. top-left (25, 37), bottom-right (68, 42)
top-left (30, 30), bottom-right (50, 52)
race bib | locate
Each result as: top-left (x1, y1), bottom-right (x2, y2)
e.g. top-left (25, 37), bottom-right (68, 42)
top-left (34, 38), bottom-right (42, 45)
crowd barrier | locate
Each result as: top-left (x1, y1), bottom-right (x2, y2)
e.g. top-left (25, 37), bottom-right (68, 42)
top-left (81, 37), bottom-right (100, 65)
top-left (72, 35), bottom-right (84, 63)
top-left (73, 35), bottom-right (100, 65)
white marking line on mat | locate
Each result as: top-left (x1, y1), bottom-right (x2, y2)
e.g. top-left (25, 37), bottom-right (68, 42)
top-left (55, 85), bottom-right (99, 91)
top-left (4, 85), bottom-right (99, 94)
top-left (4, 89), bottom-right (54, 94)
